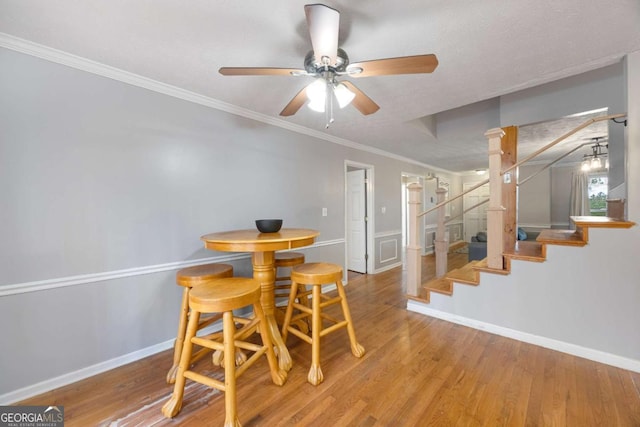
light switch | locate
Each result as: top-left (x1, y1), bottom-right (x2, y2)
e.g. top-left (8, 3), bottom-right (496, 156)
top-left (322, 207), bottom-right (327, 216)
top-left (381, 206), bottom-right (386, 214)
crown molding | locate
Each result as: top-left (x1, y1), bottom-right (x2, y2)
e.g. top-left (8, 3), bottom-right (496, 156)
top-left (0, 33), bottom-right (446, 171)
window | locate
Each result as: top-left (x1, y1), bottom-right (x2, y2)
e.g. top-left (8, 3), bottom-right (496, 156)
top-left (588, 174), bottom-right (608, 216)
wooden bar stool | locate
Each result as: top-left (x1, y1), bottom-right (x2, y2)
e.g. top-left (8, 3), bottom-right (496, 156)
top-left (281, 262), bottom-right (365, 385)
top-left (274, 252), bottom-right (306, 326)
top-left (162, 277), bottom-right (286, 425)
top-left (166, 263), bottom-right (233, 384)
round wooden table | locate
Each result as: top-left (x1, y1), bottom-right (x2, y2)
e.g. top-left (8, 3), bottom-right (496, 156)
top-left (201, 228), bottom-right (319, 371)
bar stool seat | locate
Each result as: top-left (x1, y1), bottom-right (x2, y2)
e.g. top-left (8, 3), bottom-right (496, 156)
top-left (166, 263), bottom-right (233, 384)
top-left (281, 262), bottom-right (365, 385)
top-left (162, 277), bottom-right (286, 425)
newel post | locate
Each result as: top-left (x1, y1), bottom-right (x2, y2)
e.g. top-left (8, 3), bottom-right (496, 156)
top-left (406, 182), bottom-right (422, 295)
top-left (435, 187), bottom-right (448, 278)
top-left (485, 128), bottom-right (506, 269)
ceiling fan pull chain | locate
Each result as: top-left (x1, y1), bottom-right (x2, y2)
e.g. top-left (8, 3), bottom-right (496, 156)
top-left (325, 79), bottom-right (335, 128)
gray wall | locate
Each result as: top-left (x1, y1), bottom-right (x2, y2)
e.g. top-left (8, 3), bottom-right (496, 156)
top-left (501, 62), bottom-right (626, 190)
top-left (0, 47), bottom-right (432, 400)
top-left (518, 164), bottom-right (551, 229)
top-left (502, 63), bottom-right (626, 231)
top-left (550, 165), bottom-right (574, 228)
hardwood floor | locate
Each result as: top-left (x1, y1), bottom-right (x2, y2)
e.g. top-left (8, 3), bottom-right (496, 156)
top-left (18, 253), bottom-right (640, 426)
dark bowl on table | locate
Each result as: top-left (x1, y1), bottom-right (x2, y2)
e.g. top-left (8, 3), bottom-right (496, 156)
top-left (255, 219), bottom-right (283, 233)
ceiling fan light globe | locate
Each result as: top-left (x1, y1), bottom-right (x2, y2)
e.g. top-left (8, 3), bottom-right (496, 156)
top-left (334, 82), bottom-right (355, 108)
top-left (306, 79), bottom-right (326, 102)
top-left (581, 159), bottom-right (591, 172)
top-left (591, 157), bottom-right (602, 169)
top-left (308, 97), bottom-right (326, 113)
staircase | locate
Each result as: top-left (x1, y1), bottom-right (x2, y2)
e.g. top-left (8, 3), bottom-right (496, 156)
top-left (403, 114), bottom-right (639, 372)
top-left (413, 216), bottom-right (635, 304)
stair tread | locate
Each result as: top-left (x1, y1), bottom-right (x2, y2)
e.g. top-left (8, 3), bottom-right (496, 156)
top-left (445, 262), bottom-right (480, 284)
top-left (504, 241), bottom-right (545, 262)
top-left (570, 216), bottom-right (636, 229)
top-left (537, 229), bottom-right (587, 246)
top-left (423, 277), bottom-right (452, 295)
top-left (472, 258), bottom-right (510, 275)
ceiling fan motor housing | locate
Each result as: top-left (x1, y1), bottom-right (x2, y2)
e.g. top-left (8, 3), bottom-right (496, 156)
top-left (305, 48), bottom-right (349, 74)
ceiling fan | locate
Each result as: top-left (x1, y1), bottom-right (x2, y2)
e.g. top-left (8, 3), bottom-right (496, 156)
top-left (219, 3), bottom-right (438, 126)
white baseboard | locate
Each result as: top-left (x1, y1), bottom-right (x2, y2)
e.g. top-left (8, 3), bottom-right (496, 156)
top-left (0, 321), bottom-right (224, 405)
top-left (374, 261), bottom-right (402, 274)
top-left (406, 300), bottom-right (640, 373)
top-left (0, 340), bottom-right (170, 405)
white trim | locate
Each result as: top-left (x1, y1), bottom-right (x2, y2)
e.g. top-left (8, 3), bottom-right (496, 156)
top-left (0, 339), bottom-right (174, 405)
top-left (517, 223), bottom-right (551, 230)
top-left (373, 261), bottom-right (403, 274)
top-left (344, 161), bottom-right (375, 276)
top-left (0, 319), bottom-right (227, 405)
top-left (378, 239), bottom-right (398, 264)
top-left (0, 253), bottom-right (247, 297)
top-left (0, 33), bottom-right (441, 170)
top-left (406, 301), bottom-right (640, 373)
top-left (374, 230), bottom-right (401, 238)
top-left (0, 239), bottom-right (344, 297)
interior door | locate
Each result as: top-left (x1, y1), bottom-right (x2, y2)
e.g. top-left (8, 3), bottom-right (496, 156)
top-left (463, 182), bottom-right (489, 241)
top-left (347, 169), bottom-right (367, 273)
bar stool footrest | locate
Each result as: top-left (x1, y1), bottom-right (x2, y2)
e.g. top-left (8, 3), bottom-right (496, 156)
top-left (287, 327), bottom-right (313, 344)
top-left (184, 371), bottom-right (225, 391)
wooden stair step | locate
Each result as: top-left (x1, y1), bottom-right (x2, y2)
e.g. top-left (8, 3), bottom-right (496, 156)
top-left (407, 288), bottom-right (431, 303)
top-left (571, 215), bottom-right (636, 229)
top-left (472, 258), bottom-right (510, 275)
top-left (445, 261), bottom-right (480, 285)
top-left (537, 229), bottom-right (587, 246)
top-left (504, 241), bottom-right (545, 262)
top-left (423, 277), bottom-right (453, 296)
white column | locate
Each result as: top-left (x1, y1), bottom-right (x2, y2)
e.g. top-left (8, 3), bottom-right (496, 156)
top-left (406, 183), bottom-right (422, 295)
top-left (485, 128), bottom-right (506, 269)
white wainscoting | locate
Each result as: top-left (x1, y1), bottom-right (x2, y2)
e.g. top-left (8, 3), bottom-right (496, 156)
top-left (379, 239), bottom-right (398, 264)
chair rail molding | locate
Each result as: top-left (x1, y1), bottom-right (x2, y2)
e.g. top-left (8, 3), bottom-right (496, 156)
top-left (0, 239), bottom-right (343, 297)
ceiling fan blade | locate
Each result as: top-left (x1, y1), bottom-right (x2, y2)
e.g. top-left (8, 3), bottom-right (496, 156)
top-left (305, 4), bottom-right (340, 66)
top-left (348, 54), bottom-right (439, 77)
top-left (219, 67), bottom-right (305, 76)
top-left (279, 87), bottom-right (308, 117)
top-left (341, 81), bottom-right (380, 115)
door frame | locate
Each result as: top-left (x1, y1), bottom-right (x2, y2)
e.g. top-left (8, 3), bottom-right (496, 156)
top-left (344, 161), bottom-right (374, 277)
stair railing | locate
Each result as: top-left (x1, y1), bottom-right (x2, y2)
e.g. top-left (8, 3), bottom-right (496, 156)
top-left (518, 142), bottom-right (593, 186)
top-left (406, 113), bottom-right (627, 296)
top-left (445, 198), bottom-right (489, 224)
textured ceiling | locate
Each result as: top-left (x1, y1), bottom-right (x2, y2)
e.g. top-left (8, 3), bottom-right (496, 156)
top-left (1, 1), bottom-right (639, 172)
